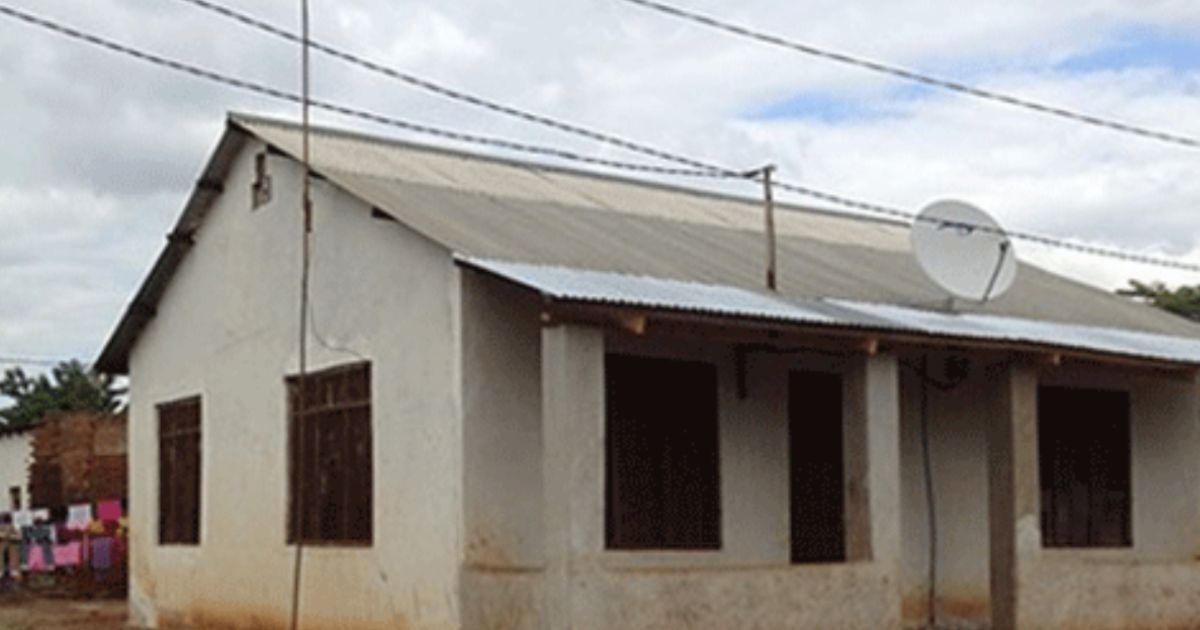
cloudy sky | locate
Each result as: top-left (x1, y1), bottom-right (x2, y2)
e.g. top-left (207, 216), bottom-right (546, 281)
top-left (1, 0), bottom-right (1199, 370)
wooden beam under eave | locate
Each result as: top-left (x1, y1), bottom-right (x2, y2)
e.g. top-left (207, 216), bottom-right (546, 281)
top-left (613, 312), bottom-right (648, 335)
top-left (539, 301), bottom-right (1200, 375)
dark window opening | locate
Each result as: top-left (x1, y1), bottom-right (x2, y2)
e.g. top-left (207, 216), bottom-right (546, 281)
top-left (789, 370), bottom-right (847, 563)
top-left (251, 151), bottom-right (272, 209)
top-left (8, 486), bottom-right (19, 511)
top-left (1038, 386), bottom-right (1131, 548)
top-left (158, 396), bottom-right (202, 545)
top-left (605, 354), bottom-right (721, 550)
top-left (287, 362), bottom-right (373, 545)
top-left (29, 464), bottom-right (62, 510)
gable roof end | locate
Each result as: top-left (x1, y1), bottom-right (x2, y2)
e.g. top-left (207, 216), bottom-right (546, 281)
top-left (93, 121), bottom-right (249, 374)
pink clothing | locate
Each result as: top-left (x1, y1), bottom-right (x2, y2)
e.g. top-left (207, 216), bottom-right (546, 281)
top-left (26, 547), bottom-right (48, 572)
top-left (53, 542), bottom-right (81, 567)
top-left (97, 500), bottom-right (122, 522)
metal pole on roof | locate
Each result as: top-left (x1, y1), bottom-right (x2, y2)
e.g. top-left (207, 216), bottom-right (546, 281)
top-left (289, 0), bottom-right (312, 628)
top-left (759, 165), bottom-right (778, 291)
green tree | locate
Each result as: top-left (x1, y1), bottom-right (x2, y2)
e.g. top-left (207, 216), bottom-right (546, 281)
top-left (1118, 280), bottom-right (1200, 323)
top-left (0, 360), bottom-right (124, 429)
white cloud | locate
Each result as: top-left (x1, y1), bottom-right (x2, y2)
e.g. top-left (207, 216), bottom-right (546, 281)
top-left (0, 0), bottom-right (1198, 366)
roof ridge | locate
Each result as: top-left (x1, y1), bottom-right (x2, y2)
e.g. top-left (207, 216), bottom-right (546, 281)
top-left (227, 111), bottom-right (908, 229)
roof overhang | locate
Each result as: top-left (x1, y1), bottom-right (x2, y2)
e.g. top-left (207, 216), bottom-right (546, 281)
top-left (458, 257), bottom-right (1200, 373)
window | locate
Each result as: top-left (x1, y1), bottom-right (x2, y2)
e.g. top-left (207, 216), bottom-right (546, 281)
top-left (1038, 386), bottom-right (1131, 548)
top-left (789, 371), bottom-right (846, 563)
top-left (605, 354), bottom-right (720, 550)
top-left (158, 396), bottom-right (202, 545)
top-left (8, 486), bottom-right (19, 511)
top-left (287, 362), bottom-right (372, 545)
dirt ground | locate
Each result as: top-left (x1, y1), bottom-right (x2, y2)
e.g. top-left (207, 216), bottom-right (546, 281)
top-left (0, 595), bottom-right (127, 630)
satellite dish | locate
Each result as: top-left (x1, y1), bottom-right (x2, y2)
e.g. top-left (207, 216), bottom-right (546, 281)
top-left (911, 200), bottom-right (1017, 303)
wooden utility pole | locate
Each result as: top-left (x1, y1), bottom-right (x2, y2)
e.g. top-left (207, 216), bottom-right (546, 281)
top-left (290, 1), bottom-right (312, 629)
top-left (760, 165), bottom-right (778, 291)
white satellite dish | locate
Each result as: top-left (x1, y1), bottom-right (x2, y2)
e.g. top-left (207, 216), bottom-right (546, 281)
top-left (911, 200), bottom-right (1017, 303)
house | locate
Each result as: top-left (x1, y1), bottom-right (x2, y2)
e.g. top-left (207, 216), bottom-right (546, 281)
top-left (0, 423), bottom-right (33, 511)
top-left (28, 410), bottom-right (128, 510)
top-left (95, 113), bottom-right (1200, 630)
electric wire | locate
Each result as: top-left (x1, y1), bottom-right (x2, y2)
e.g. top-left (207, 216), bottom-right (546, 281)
top-left (768, 180), bottom-right (1200, 273)
top-left (171, 0), bottom-right (739, 177)
top-left (918, 357), bottom-right (938, 630)
top-left (900, 357), bottom-right (969, 630)
top-left (620, 0), bottom-right (1200, 151)
top-left (0, 356), bottom-right (70, 367)
top-left (2, 3), bottom-right (1199, 274)
top-left (166, 0), bottom-right (1200, 274)
top-left (0, 5), bottom-right (717, 179)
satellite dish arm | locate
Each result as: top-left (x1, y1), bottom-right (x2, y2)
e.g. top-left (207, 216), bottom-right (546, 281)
top-left (981, 241), bottom-right (1012, 303)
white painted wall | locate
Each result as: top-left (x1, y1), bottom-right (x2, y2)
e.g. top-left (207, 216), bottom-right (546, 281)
top-left (0, 431), bottom-right (31, 510)
top-left (900, 357), bottom-right (1200, 630)
top-left (1007, 366), bottom-right (1200, 630)
top-left (461, 302), bottom-right (904, 630)
top-left (127, 139), bottom-right (462, 630)
top-left (899, 355), bottom-right (998, 629)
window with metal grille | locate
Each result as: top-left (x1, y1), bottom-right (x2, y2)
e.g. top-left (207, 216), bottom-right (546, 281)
top-left (790, 370), bottom-right (846, 563)
top-left (287, 362), bottom-right (372, 545)
top-left (605, 354), bottom-right (721, 550)
top-left (158, 396), bottom-right (201, 545)
top-left (1038, 386), bottom-right (1131, 548)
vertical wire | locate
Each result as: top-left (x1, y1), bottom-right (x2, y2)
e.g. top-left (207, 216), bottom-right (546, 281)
top-left (289, 0), bottom-right (312, 628)
top-left (919, 355), bottom-right (938, 629)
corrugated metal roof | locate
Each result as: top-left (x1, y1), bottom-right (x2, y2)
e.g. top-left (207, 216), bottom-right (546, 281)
top-left (233, 114), bottom-right (1200, 339)
top-left (461, 257), bottom-right (1200, 366)
top-left (94, 114), bottom-right (1200, 373)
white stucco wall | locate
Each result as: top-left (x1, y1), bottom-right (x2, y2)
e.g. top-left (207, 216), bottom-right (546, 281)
top-left (127, 140), bottom-right (462, 630)
top-left (542, 330), bottom-right (903, 630)
top-left (1011, 367), bottom-right (1200, 630)
top-left (899, 355), bottom-right (998, 629)
top-left (460, 295), bottom-right (904, 630)
top-left (0, 431), bottom-right (31, 510)
top-left (899, 356), bottom-right (1200, 630)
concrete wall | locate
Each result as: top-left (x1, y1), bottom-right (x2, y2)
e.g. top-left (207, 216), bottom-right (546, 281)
top-left (459, 272), bottom-right (546, 630)
top-left (127, 140), bottom-right (462, 630)
top-left (460, 299), bottom-right (904, 630)
top-left (542, 331), bottom-right (903, 630)
top-left (902, 358), bottom-right (1200, 630)
top-left (1006, 366), bottom-right (1200, 630)
top-left (899, 355), bottom-right (999, 629)
top-left (0, 431), bottom-right (31, 510)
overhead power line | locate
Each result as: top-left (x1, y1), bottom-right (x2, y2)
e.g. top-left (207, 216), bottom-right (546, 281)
top-left (620, 0), bottom-right (1200, 151)
top-left (173, 0), bottom-right (737, 177)
top-left (768, 180), bottom-right (1200, 273)
top-left (2, 3), bottom-right (1199, 274)
top-left (0, 5), bottom-right (719, 179)
top-left (164, 0), bottom-right (1200, 273)
top-left (0, 355), bottom-right (70, 367)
